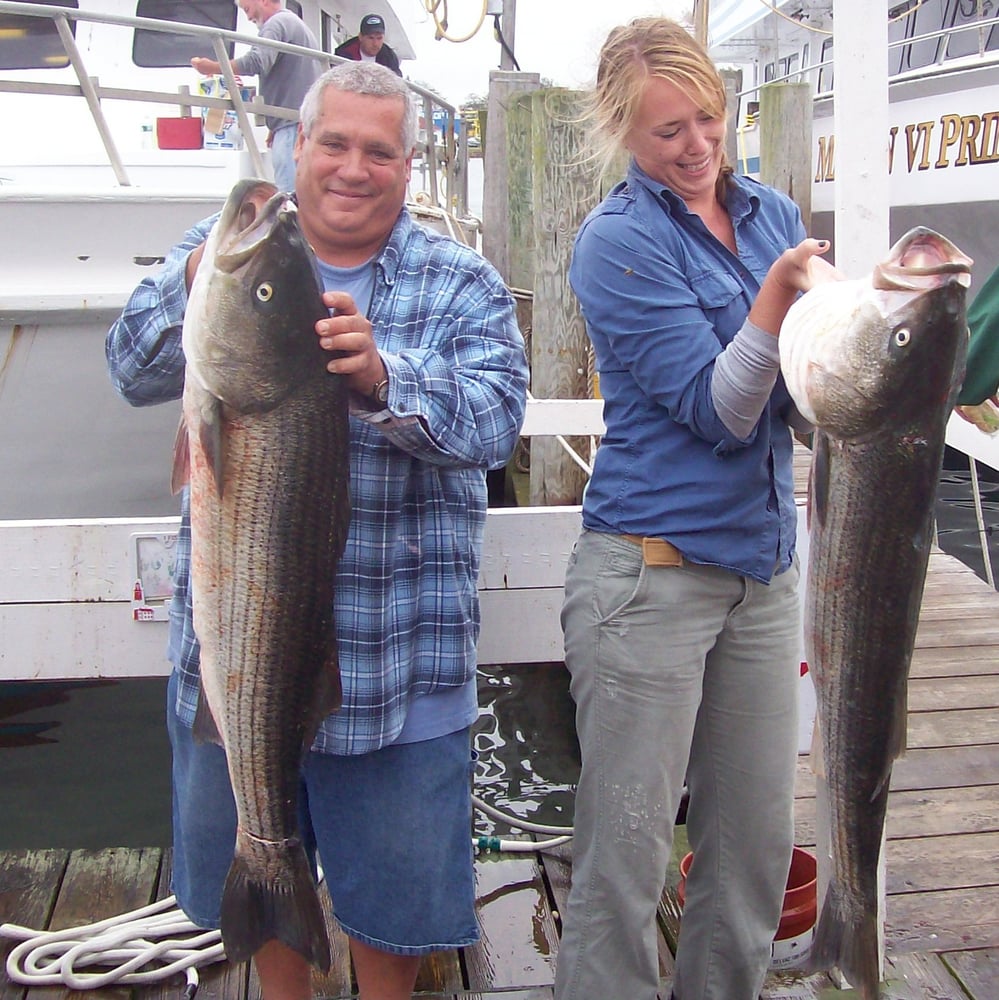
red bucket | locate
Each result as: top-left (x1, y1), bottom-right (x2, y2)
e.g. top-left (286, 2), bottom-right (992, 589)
top-left (677, 846), bottom-right (817, 969)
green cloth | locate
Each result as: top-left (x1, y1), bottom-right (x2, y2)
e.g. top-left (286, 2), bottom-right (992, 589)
top-left (959, 263), bottom-right (999, 405)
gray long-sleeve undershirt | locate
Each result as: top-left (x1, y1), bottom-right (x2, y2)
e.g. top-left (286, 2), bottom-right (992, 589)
top-left (712, 320), bottom-right (812, 438)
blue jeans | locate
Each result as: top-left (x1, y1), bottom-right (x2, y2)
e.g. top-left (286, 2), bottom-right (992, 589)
top-left (167, 671), bottom-right (479, 955)
top-left (269, 123), bottom-right (298, 193)
top-left (554, 531), bottom-right (801, 1000)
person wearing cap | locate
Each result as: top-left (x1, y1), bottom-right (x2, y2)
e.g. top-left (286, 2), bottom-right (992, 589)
top-left (191, 0), bottom-right (322, 193)
top-left (334, 13), bottom-right (402, 76)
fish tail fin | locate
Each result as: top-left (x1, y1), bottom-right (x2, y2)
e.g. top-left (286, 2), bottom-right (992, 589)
top-left (220, 847), bottom-right (331, 972)
top-left (806, 880), bottom-right (882, 999)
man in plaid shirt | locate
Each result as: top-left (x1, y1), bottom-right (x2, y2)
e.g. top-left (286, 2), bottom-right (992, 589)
top-left (106, 62), bottom-right (527, 1000)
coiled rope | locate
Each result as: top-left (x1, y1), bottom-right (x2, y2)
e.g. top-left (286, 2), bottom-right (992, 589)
top-left (2, 895), bottom-right (224, 996)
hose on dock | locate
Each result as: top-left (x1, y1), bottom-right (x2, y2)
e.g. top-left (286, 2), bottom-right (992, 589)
top-left (1, 895), bottom-right (223, 996)
top-left (471, 793), bottom-right (573, 853)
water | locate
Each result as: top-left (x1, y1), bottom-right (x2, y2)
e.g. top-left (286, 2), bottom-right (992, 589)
top-left (0, 666), bottom-right (578, 850)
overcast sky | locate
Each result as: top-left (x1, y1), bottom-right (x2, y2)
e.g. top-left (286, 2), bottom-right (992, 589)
top-left (396, 1), bottom-right (693, 105)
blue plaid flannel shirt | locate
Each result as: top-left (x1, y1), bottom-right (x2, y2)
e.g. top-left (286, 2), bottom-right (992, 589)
top-left (106, 208), bottom-right (528, 755)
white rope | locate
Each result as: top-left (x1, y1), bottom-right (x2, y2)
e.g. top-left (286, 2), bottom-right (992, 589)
top-left (1, 895), bottom-right (224, 994)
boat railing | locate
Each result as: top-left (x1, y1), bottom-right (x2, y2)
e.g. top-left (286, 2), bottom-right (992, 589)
top-left (730, 12), bottom-right (999, 106)
top-left (0, 0), bottom-right (471, 218)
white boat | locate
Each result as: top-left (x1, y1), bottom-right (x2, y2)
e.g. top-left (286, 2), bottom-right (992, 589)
top-left (0, 0), bottom-right (475, 523)
top-left (706, 0), bottom-right (999, 298)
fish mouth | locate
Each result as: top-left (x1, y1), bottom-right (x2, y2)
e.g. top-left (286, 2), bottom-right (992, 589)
top-left (873, 226), bottom-right (972, 293)
top-left (214, 179), bottom-right (296, 274)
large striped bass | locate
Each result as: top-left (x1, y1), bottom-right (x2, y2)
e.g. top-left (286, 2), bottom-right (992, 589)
top-left (174, 178), bottom-right (350, 971)
top-left (779, 228), bottom-right (972, 999)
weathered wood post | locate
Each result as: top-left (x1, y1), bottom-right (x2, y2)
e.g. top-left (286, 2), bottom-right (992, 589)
top-left (529, 88), bottom-right (604, 506)
top-left (759, 82), bottom-right (813, 230)
top-left (482, 70), bottom-right (541, 285)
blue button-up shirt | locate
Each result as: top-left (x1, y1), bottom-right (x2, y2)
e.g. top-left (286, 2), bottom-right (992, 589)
top-left (107, 208), bottom-right (528, 755)
top-left (569, 164), bottom-right (805, 583)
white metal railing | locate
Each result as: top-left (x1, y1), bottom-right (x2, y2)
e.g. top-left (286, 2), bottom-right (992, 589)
top-left (730, 14), bottom-right (999, 103)
top-left (0, 0), bottom-right (472, 216)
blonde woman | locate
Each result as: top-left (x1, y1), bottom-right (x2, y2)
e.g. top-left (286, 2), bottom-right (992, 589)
top-left (555, 18), bottom-right (836, 1000)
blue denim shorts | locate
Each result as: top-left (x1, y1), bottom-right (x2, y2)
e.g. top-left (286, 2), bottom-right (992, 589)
top-left (166, 672), bottom-right (479, 955)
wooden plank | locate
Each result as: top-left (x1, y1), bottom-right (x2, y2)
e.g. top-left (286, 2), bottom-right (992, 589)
top-left (890, 745), bottom-right (999, 791)
top-left (0, 850), bottom-right (68, 1000)
top-left (914, 619), bottom-right (999, 647)
top-left (884, 951), bottom-right (968, 999)
top-left (23, 847), bottom-right (161, 1000)
top-left (906, 707), bottom-right (999, 747)
top-left (479, 507), bottom-right (580, 590)
top-left (888, 885), bottom-right (999, 953)
top-left (910, 646), bottom-right (999, 677)
top-left (797, 783), bottom-right (999, 851)
top-left (908, 676), bottom-right (999, 713)
top-left (885, 831), bottom-right (999, 895)
top-left (942, 947), bottom-right (999, 998)
top-left (462, 854), bottom-right (559, 992)
top-left (477, 589), bottom-right (566, 665)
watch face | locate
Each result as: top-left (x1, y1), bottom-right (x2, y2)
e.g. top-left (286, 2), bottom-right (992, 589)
top-left (374, 379), bottom-right (389, 403)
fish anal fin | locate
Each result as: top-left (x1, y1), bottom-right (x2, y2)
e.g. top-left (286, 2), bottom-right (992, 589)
top-left (220, 844), bottom-right (332, 972)
top-left (192, 686), bottom-right (223, 746)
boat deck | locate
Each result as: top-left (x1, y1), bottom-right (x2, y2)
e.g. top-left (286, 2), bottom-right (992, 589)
top-left (2, 542), bottom-right (998, 998)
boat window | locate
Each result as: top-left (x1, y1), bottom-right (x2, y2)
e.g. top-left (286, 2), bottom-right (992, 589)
top-left (0, 0), bottom-right (78, 71)
top-left (888, 2), bottom-right (918, 74)
top-left (902, 0), bottom-right (946, 69)
top-left (287, 1), bottom-right (304, 16)
top-left (132, 0), bottom-right (237, 68)
top-left (321, 11), bottom-right (337, 53)
top-left (946, 0), bottom-right (999, 58)
top-left (818, 37), bottom-right (834, 92)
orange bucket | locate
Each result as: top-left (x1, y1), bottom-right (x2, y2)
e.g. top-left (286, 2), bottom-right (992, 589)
top-left (677, 846), bottom-right (817, 970)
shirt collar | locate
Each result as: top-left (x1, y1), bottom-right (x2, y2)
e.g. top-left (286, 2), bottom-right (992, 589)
top-left (626, 159), bottom-right (761, 226)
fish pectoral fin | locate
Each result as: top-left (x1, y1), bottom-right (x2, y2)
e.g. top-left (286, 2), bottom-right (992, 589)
top-left (192, 687), bottom-right (223, 746)
top-left (170, 418), bottom-right (191, 495)
top-left (810, 432), bottom-right (831, 527)
top-left (198, 403), bottom-right (227, 499)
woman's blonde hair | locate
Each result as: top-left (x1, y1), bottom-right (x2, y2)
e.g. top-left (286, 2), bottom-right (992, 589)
top-left (586, 17), bottom-right (733, 191)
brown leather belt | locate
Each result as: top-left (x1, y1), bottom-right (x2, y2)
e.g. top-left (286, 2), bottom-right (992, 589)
top-left (620, 534), bottom-right (684, 567)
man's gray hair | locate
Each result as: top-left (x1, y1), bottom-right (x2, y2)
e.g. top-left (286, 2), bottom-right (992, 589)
top-left (300, 62), bottom-right (419, 153)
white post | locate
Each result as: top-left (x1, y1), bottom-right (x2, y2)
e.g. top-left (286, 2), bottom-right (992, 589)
top-left (833, 0), bottom-right (889, 275)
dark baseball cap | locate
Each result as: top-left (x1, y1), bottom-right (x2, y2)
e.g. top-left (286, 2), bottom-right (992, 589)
top-left (360, 13), bottom-right (386, 34)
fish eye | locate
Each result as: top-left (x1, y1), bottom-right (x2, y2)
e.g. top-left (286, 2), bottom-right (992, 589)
top-left (893, 326), bottom-right (911, 347)
top-left (256, 282), bottom-right (274, 303)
